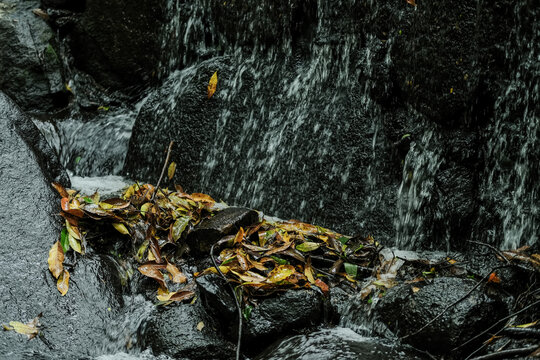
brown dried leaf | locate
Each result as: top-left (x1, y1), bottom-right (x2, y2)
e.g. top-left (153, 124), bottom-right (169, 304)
top-left (166, 262), bottom-right (187, 284)
top-left (138, 263), bottom-right (166, 288)
top-left (48, 241), bottom-right (64, 279)
top-left (51, 182), bottom-right (69, 198)
top-left (57, 270), bottom-right (69, 296)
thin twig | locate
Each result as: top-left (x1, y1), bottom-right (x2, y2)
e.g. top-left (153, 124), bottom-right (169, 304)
top-left (142, 141), bottom-right (174, 202)
top-left (467, 240), bottom-right (510, 265)
top-left (400, 265), bottom-right (511, 341)
top-left (210, 241), bottom-right (242, 360)
top-left (468, 346), bottom-right (539, 360)
top-left (151, 141), bottom-right (174, 201)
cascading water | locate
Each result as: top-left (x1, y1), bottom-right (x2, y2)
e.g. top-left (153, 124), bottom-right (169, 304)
top-left (135, 0), bottom-right (395, 239)
top-left (479, 0), bottom-right (539, 250)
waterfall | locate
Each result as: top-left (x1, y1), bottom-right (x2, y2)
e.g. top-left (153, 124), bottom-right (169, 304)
top-left (479, 0), bottom-right (539, 249)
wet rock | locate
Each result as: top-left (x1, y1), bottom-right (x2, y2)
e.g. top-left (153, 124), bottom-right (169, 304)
top-left (65, 0), bottom-right (163, 91)
top-left (1, 92), bottom-right (69, 186)
top-left (256, 327), bottom-right (423, 360)
top-left (243, 289), bottom-right (324, 345)
top-left (376, 277), bottom-right (508, 354)
top-left (143, 301), bottom-right (235, 360)
top-left (187, 207), bottom-right (259, 255)
top-left (197, 274), bottom-right (324, 348)
top-left (0, 92), bottom-right (130, 358)
top-left (41, 0), bottom-right (84, 12)
top-left (0, 0), bottom-right (67, 111)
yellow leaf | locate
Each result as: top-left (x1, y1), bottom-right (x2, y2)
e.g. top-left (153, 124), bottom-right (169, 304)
top-left (68, 234), bottom-right (82, 254)
top-left (197, 321), bottom-right (204, 331)
top-left (113, 223), bottom-right (129, 235)
top-left (268, 265), bottom-right (295, 283)
top-left (296, 242), bottom-right (320, 252)
top-left (7, 318), bottom-right (40, 339)
top-left (65, 220), bottom-right (81, 240)
top-left (207, 71), bottom-right (218, 98)
top-left (156, 290), bottom-right (195, 302)
top-left (514, 320), bottom-right (538, 328)
top-left (168, 162), bottom-right (176, 180)
top-left (136, 240), bottom-right (149, 261)
top-left (57, 270), bottom-right (69, 296)
top-left (412, 286), bottom-right (420, 293)
top-left (48, 241), bottom-right (64, 279)
top-left (140, 202), bottom-right (152, 216)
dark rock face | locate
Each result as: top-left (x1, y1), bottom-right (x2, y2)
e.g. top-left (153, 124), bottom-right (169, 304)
top-left (0, 0), bottom-right (67, 112)
top-left (65, 0), bottom-right (163, 91)
top-left (376, 277), bottom-right (508, 354)
top-left (187, 207), bottom-right (259, 255)
top-left (123, 0), bottom-right (537, 250)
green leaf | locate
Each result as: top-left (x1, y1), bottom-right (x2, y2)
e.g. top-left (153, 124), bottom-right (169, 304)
top-left (221, 256), bottom-right (237, 265)
top-left (401, 133), bottom-right (411, 140)
top-left (296, 242), bottom-right (321, 252)
top-left (172, 216), bottom-right (190, 241)
top-left (353, 244), bottom-right (364, 253)
top-left (60, 228), bottom-right (70, 253)
top-left (243, 305), bottom-right (253, 321)
top-left (83, 197), bottom-right (93, 204)
top-left (344, 262), bottom-right (358, 278)
top-left (338, 236), bottom-right (350, 245)
top-left (271, 256), bottom-right (289, 265)
top-left (75, 156), bottom-right (81, 164)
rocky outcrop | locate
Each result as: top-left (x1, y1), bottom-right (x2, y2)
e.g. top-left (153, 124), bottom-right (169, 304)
top-left (0, 0), bottom-right (67, 112)
top-left (376, 277), bottom-right (508, 354)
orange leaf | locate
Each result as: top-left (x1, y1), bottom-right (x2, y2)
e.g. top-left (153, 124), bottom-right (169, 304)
top-left (234, 227), bottom-right (245, 244)
top-left (314, 279), bottom-right (329, 296)
top-left (61, 198), bottom-right (69, 211)
top-left (488, 272), bottom-right (501, 283)
top-left (407, 0), bottom-right (417, 6)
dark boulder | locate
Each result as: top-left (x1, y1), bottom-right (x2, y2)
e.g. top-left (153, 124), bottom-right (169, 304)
top-left (0, 0), bottom-right (67, 112)
top-left (65, 0), bottom-right (163, 92)
top-left (187, 207), bottom-right (259, 255)
top-left (197, 275), bottom-right (324, 349)
top-left (143, 301), bottom-right (236, 360)
top-left (376, 277), bottom-right (508, 354)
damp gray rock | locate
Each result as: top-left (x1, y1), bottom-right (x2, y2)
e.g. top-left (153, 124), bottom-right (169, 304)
top-left (376, 277), bottom-right (508, 354)
top-left (0, 92), bottom-right (133, 358)
top-left (0, 0), bottom-right (67, 112)
top-left (187, 207), bottom-right (259, 255)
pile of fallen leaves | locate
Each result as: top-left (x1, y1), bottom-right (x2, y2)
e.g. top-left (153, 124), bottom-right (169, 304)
top-left (49, 181), bottom-right (217, 302)
top-left (195, 220), bottom-right (380, 297)
top-left (47, 181), bottom-right (382, 303)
